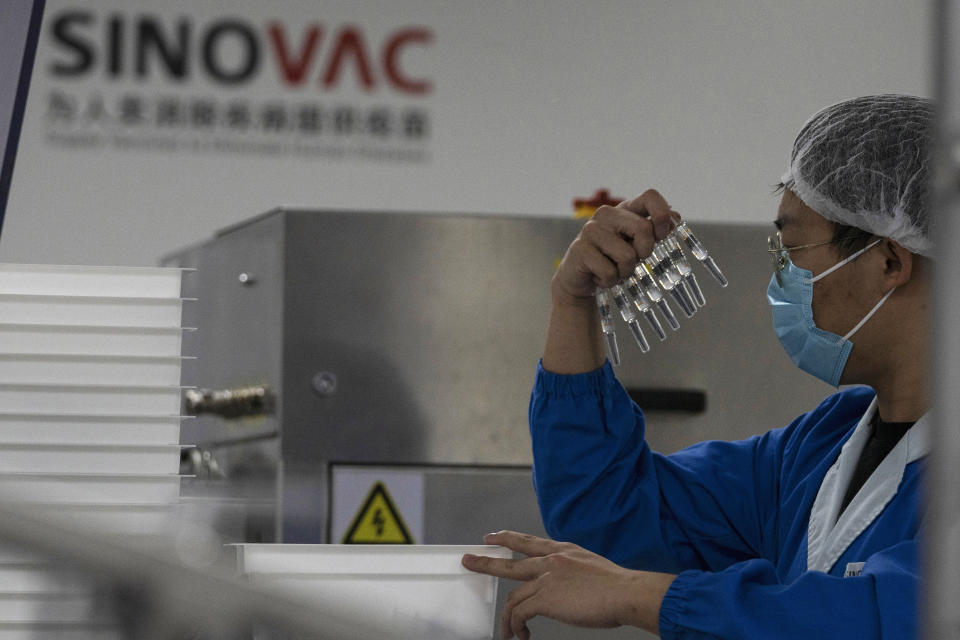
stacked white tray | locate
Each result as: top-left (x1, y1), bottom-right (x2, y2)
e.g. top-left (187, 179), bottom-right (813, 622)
top-left (235, 544), bottom-right (512, 640)
top-left (0, 264), bottom-right (192, 639)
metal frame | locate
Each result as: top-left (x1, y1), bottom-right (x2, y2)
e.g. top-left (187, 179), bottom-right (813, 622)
top-left (926, 2), bottom-right (960, 637)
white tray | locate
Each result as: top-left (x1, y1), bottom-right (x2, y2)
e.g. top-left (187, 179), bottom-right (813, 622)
top-left (0, 443), bottom-right (182, 474)
top-left (0, 294), bottom-right (187, 328)
top-left (0, 565), bottom-right (91, 594)
top-left (0, 546), bottom-right (44, 564)
top-left (0, 384), bottom-right (185, 415)
top-left (0, 264), bottom-right (186, 298)
top-left (0, 354), bottom-right (188, 387)
top-left (18, 503), bottom-right (179, 536)
top-left (0, 473), bottom-right (181, 505)
top-left (235, 544), bottom-right (511, 640)
top-left (0, 324), bottom-right (188, 358)
top-left (0, 622), bottom-right (121, 639)
top-left (0, 593), bottom-right (105, 623)
top-left (0, 413), bottom-right (182, 445)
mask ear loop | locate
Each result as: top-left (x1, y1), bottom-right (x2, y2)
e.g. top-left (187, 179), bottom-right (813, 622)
top-left (808, 238), bottom-right (884, 284)
top-left (838, 286), bottom-right (897, 343)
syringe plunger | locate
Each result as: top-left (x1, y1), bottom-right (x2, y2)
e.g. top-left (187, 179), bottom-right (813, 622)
top-left (670, 283), bottom-right (696, 318)
top-left (625, 278), bottom-right (667, 342)
top-left (604, 330), bottom-right (621, 366)
top-left (684, 272), bottom-right (706, 307)
top-left (643, 307), bottom-right (667, 341)
top-left (627, 320), bottom-right (650, 353)
top-left (656, 297), bottom-right (680, 331)
top-left (596, 290), bottom-right (621, 366)
top-left (611, 284), bottom-right (650, 353)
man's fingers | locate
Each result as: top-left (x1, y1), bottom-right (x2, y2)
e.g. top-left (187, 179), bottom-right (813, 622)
top-left (501, 579), bottom-right (539, 640)
top-left (581, 224), bottom-right (639, 279)
top-left (618, 189), bottom-right (678, 241)
top-left (461, 553), bottom-right (545, 581)
top-left (510, 592), bottom-right (542, 640)
top-left (579, 245), bottom-right (622, 289)
top-left (482, 530), bottom-right (571, 557)
top-left (592, 206), bottom-right (656, 258)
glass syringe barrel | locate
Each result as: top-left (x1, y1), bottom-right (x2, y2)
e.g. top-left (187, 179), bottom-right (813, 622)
top-left (645, 253), bottom-right (695, 318)
top-left (596, 289), bottom-right (621, 366)
top-left (611, 284), bottom-right (651, 353)
top-left (663, 236), bottom-right (706, 307)
top-left (674, 221), bottom-right (728, 287)
top-left (625, 277), bottom-right (667, 341)
top-left (633, 264), bottom-right (681, 331)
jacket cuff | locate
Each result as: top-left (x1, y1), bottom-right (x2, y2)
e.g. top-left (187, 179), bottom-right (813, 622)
top-left (658, 570), bottom-right (701, 639)
top-left (534, 359), bottom-right (615, 397)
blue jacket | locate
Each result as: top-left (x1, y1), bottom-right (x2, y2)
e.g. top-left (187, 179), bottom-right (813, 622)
top-left (529, 361), bottom-right (927, 639)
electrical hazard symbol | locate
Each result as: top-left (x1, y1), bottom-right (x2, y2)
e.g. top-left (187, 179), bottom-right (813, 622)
top-left (342, 481), bottom-right (415, 544)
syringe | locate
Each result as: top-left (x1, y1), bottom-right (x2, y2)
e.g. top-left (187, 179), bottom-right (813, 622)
top-left (624, 276), bottom-right (667, 341)
top-left (610, 284), bottom-right (651, 353)
top-left (596, 289), bottom-right (621, 366)
top-left (662, 235), bottom-right (706, 307)
top-left (632, 263), bottom-right (681, 331)
top-left (673, 221), bottom-right (728, 287)
top-left (644, 252), bottom-right (696, 319)
top-left (651, 244), bottom-right (699, 315)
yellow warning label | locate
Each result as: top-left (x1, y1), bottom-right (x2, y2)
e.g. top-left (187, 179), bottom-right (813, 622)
top-left (342, 481), bottom-right (415, 544)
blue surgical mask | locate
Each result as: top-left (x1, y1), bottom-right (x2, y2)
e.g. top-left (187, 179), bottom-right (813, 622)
top-left (766, 239), bottom-right (893, 387)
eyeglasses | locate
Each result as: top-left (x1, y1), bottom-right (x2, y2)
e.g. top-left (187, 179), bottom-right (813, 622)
top-left (767, 231), bottom-right (835, 287)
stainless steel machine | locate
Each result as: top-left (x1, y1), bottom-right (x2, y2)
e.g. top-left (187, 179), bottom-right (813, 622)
top-left (163, 209), bottom-right (833, 639)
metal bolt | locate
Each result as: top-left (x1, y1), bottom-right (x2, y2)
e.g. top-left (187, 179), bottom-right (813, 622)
top-left (238, 272), bottom-right (256, 286)
top-left (311, 372), bottom-right (338, 397)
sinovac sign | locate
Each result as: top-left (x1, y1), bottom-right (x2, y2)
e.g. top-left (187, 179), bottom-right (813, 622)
top-left (42, 8), bottom-right (434, 162)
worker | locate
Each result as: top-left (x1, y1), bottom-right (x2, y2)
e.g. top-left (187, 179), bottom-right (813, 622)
top-left (462, 94), bottom-right (932, 639)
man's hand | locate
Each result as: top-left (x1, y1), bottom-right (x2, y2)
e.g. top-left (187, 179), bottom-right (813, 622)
top-left (543, 189), bottom-right (679, 374)
top-left (461, 530), bottom-right (676, 640)
top-left (552, 189), bottom-right (679, 304)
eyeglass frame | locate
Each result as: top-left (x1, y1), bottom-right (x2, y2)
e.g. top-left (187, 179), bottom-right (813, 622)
top-left (766, 230), bottom-right (870, 287)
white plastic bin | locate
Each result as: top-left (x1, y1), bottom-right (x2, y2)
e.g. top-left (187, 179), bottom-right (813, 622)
top-left (0, 294), bottom-right (187, 328)
top-left (0, 546), bottom-right (44, 564)
top-left (0, 565), bottom-right (91, 594)
top-left (235, 544), bottom-right (512, 640)
top-left (0, 354), bottom-right (189, 387)
top-left (0, 324), bottom-right (188, 357)
top-left (17, 503), bottom-right (178, 536)
top-left (0, 593), bottom-right (103, 623)
top-left (0, 443), bottom-right (182, 474)
top-left (0, 473), bottom-right (181, 505)
top-left (0, 264), bottom-right (186, 298)
top-left (0, 413), bottom-right (182, 445)
top-left (0, 622), bottom-right (122, 639)
top-left (0, 384), bottom-right (184, 415)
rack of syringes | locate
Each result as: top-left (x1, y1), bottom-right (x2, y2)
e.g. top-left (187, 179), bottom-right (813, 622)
top-left (596, 221), bottom-right (728, 365)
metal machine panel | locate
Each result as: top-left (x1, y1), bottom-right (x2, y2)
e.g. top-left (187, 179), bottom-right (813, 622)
top-left (164, 215), bottom-right (286, 445)
top-left (279, 210), bottom-right (586, 466)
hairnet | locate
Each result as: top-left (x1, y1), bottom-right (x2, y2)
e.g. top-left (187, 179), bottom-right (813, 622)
top-left (781, 94), bottom-right (934, 256)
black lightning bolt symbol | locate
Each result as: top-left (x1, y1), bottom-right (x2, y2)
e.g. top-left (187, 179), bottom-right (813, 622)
top-left (372, 507), bottom-right (385, 536)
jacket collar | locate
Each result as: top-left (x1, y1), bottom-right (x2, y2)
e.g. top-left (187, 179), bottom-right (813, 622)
top-left (807, 396), bottom-right (929, 574)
